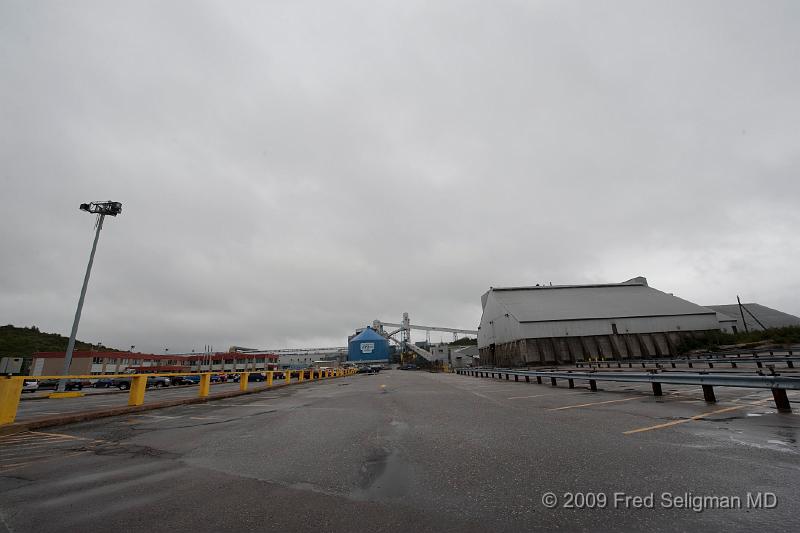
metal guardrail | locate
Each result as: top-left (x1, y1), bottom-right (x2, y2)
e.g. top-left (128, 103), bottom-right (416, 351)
top-left (0, 368), bottom-right (357, 426)
top-left (576, 356), bottom-right (799, 370)
top-left (456, 368), bottom-right (799, 412)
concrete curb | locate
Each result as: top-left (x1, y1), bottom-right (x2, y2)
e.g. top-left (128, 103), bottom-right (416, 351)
top-left (0, 379), bottom-right (321, 437)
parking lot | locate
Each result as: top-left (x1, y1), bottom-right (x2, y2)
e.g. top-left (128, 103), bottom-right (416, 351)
top-left (1, 370), bottom-right (798, 532)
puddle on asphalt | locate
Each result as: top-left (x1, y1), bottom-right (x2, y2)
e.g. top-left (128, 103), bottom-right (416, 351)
top-left (349, 418), bottom-right (411, 502)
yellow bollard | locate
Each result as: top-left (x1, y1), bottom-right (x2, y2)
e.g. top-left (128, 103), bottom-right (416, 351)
top-left (128, 375), bottom-right (147, 406)
top-left (267, 371), bottom-right (274, 387)
top-left (298, 370), bottom-right (304, 383)
top-left (239, 372), bottom-right (250, 391)
top-left (199, 373), bottom-right (211, 397)
top-left (0, 377), bottom-right (23, 425)
top-left (285, 369), bottom-right (291, 385)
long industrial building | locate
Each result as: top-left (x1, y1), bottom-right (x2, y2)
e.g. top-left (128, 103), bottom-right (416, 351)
top-left (478, 277), bottom-right (721, 366)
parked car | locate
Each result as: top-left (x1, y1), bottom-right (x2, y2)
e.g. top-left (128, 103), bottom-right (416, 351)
top-left (93, 379), bottom-right (114, 388)
top-left (357, 366), bottom-right (373, 374)
top-left (111, 376), bottom-right (171, 390)
top-left (35, 379), bottom-right (84, 391)
top-left (171, 375), bottom-right (197, 385)
top-left (22, 380), bottom-right (39, 393)
top-left (210, 374), bottom-right (226, 383)
top-left (247, 373), bottom-right (267, 382)
top-left (399, 364), bottom-right (417, 370)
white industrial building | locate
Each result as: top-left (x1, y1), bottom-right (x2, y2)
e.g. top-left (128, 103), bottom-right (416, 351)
top-left (478, 277), bottom-right (721, 366)
top-left (427, 344), bottom-right (479, 369)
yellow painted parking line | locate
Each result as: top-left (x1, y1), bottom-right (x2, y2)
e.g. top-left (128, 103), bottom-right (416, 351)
top-left (548, 397), bottom-right (640, 411)
top-left (624, 398), bottom-right (775, 435)
top-left (29, 431), bottom-right (87, 440)
top-left (0, 451), bottom-right (86, 472)
top-left (623, 405), bottom-right (745, 434)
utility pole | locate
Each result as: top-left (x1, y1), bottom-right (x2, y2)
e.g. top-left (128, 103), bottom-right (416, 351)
top-left (58, 201), bottom-right (122, 393)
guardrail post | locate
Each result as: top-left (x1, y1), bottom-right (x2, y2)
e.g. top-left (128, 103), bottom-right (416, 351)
top-left (730, 362), bottom-right (737, 368)
top-left (550, 377), bottom-right (557, 387)
top-left (128, 375), bottom-right (147, 406)
top-left (671, 362), bottom-right (676, 368)
top-left (536, 376), bottom-right (542, 384)
top-left (240, 372), bottom-right (250, 391)
top-left (525, 376), bottom-right (530, 383)
top-left (568, 378), bottom-right (575, 389)
top-left (652, 382), bottom-right (662, 396)
top-left (505, 373), bottom-right (509, 381)
top-left (0, 377), bottom-right (23, 425)
top-left (756, 361), bottom-right (763, 369)
top-left (788, 361), bottom-right (794, 369)
top-left (199, 373), bottom-right (211, 397)
top-left (708, 362), bottom-right (714, 369)
top-left (687, 361), bottom-right (693, 368)
top-left (589, 379), bottom-right (597, 392)
top-left (514, 375), bottom-right (519, 382)
top-left (772, 389), bottom-right (791, 412)
top-left (702, 385), bottom-right (716, 403)
top-left (267, 371), bottom-right (274, 387)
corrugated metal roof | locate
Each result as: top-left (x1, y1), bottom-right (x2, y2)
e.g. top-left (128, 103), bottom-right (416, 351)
top-left (491, 283), bottom-right (715, 323)
top-left (705, 304), bottom-right (800, 331)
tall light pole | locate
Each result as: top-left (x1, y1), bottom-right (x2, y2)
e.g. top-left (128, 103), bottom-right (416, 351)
top-left (58, 201), bottom-right (122, 392)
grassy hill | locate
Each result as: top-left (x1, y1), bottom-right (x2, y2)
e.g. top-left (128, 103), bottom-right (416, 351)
top-left (0, 324), bottom-right (121, 359)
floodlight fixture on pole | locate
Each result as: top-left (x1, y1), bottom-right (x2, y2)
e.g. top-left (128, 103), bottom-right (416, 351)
top-left (58, 201), bottom-right (122, 392)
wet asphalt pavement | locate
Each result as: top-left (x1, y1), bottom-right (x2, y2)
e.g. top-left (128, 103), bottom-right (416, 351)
top-left (1, 370), bottom-right (798, 532)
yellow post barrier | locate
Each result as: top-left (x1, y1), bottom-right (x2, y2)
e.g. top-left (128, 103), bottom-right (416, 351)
top-left (199, 373), bottom-right (211, 397)
top-left (0, 377), bottom-right (23, 425)
top-left (285, 369), bottom-right (291, 385)
top-left (298, 370), bottom-right (304, 383)
top-left (267, 371), bottom-right (274, 387)
top-left (240, 372), bottom-right (250, 391)
top-left (128, 375), bottom-right (147, 406)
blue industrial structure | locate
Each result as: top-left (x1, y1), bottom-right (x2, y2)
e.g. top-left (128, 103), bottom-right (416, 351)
top-left (347, 327), bottom-right (389, 363)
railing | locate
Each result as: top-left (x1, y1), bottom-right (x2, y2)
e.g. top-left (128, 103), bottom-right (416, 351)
top-left (0, 367), bottom-right (357, 426)
top-left (456, 368), bottom-right (799, 412)
top-left (575, 355), bottom-right (799, 370)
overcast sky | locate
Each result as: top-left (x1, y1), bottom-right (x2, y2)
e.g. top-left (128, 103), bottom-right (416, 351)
top-left (1, 1), bottom-right (798, 353)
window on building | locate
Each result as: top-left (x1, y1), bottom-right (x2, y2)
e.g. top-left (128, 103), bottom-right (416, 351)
top-left (92, 357), bottom-right (102, 364)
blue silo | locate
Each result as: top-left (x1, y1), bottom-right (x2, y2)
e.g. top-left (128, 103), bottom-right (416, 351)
top-left (348, 327), bottom-right (389, 363)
